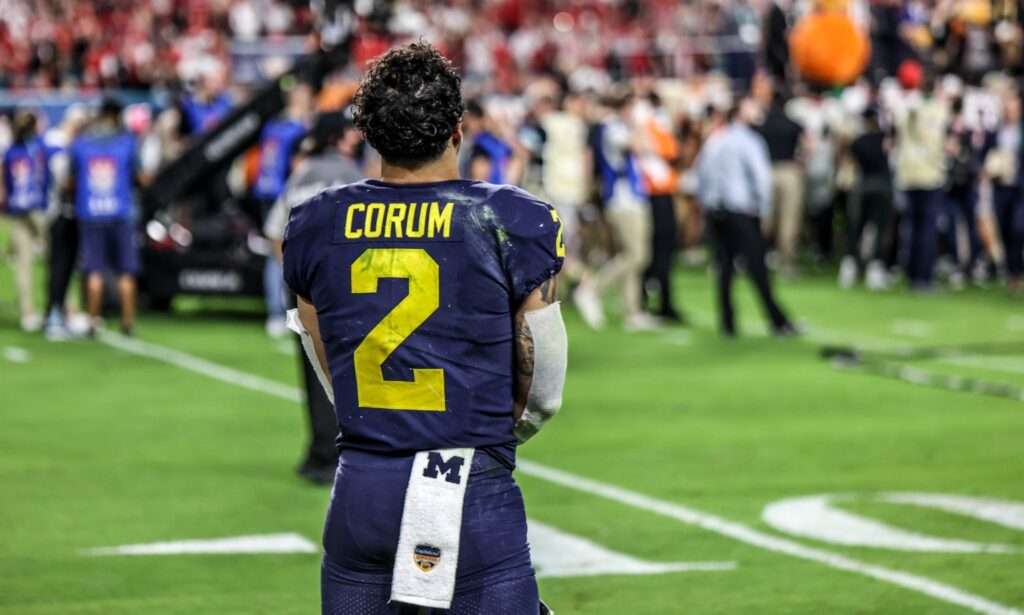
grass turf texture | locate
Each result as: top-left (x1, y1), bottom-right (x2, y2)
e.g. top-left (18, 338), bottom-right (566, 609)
top-left (1, 263), bottom-right (1023, 614)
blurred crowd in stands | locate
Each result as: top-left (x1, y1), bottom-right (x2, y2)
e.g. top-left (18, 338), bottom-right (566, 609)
top-left (2, 0), bottom-right (1024, 338)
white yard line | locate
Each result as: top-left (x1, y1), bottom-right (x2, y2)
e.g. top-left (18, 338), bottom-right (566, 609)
top-left (517, 461), bottom-right (1023, 615)
top-left (85, 533), bottom-right (319, 556)
top-left (2, 346), bottom-right (30, 364)
top-left (98, 331), bottom-right (1022, 615)
top-left (98, 330), bottom-right (301, 403)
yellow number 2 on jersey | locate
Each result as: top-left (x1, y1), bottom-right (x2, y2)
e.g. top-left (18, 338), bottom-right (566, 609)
top-left (351, 248), bottom-right (446, 411)
top-left (550, 209), bottom-right (566, 258)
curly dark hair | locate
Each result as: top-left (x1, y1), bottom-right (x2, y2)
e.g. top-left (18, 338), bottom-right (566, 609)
top-left (352, 42), bottom-right (464, 166)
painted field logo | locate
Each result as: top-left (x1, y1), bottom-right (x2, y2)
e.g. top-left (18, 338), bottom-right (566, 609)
top-left (414, 544), bottom-right (442, 572)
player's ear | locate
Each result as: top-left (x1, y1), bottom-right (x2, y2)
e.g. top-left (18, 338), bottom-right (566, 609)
top-left (452, 121), bottom-right (463, 153)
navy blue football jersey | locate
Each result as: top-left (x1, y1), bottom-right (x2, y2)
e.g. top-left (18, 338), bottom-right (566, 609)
top-left (283, 179), bottom-right (564, 464)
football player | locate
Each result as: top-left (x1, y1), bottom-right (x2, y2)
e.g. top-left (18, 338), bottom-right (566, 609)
top-left (283, 42), bottom-right (566, 614)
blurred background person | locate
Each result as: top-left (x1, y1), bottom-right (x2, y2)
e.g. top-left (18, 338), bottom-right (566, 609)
top-left (265, 111), bottom-right (364, 485)
top-left (462, 99), bottom-right (523, 185)
top-left (1, 112), bottom-right (51, 332)
top-left (254, 82), bottom-right (313, 338)
top-left (637, 91), bottom-right (686, 324)
top-left (944, 96), bottom-right (987, 285)
top-left (841, 107), bottom-right (895, 290)
top-left (68, 99), bottom-right (145, 336)
top-left (893, 62), bottom-right (950, 291)
top-left (697, 102), bottom-right (796, 338)
top-left (984, 90), bottom-right (1023, 291)
top-left (574, 90), bottom-right (659, 332)
top-left (541, 91), bottom-right (591, 284)
top-left (43, 106), bottom-right (91, 341)
top-left (757, 90), bottom-right (805, 276)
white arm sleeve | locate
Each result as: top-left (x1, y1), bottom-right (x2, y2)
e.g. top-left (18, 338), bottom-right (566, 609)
top-left (514, 302), bottom-right (568, 443)
top-left (286, 308), bottom-right (335, 406)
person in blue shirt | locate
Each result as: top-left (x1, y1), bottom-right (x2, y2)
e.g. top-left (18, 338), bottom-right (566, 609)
top-left (461, 99), bottom-right (520, 185)
top-left (283, 42), bottom-right (564, 614)
top-left (180, 70), bottom-right (234, 136)
top-left (68, 98), bottom-right (145, 336)
top-left (1, 111), bottom-right (52, 331)
top-left (255, 82), bottom-right (312, 337)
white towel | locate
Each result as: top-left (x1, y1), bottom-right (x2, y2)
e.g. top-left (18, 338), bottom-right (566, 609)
top-left (390, 448), bottom-right (476, 609)
top-left (285, 308), bottom-right (334, 405)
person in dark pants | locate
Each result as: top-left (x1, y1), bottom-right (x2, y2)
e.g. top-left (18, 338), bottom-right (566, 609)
top-left (841, 108), bottom-right (894, 290)
top-left (639, 93), bottom-right (684, 322)
top-left (893, 67), bottom-right (948, 290)
top-left (696, 104), bottom-right (796, 337)
top-left (987, 94), bottom-right (1023, 291)
top-left (645, 193), bottom-right (681, 319)
top-left (904, 189), bottom-right (942, 287)
top-left (944, 100), bottom-right (986, 282)
top-left (265, 111), bottom-right (365, 484)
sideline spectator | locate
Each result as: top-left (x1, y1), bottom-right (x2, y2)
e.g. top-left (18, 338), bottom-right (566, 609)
top-left (255, 82), bottom-right (313, 338)
top-left (574, 91), bottom-right (659, 332)
top-left (541, 91), bottom-right (591, 282)
top-left (1, 112), bottom-right (51, 332)
top-left (841, 107), bottom-right (895, 290)
top-left (696, 102), bottom-right (796, 337)
top-left (986, 92), bottom-right (1023, 291)
top-left (43, 105), bottom-right (90, 340)
top-left (265, 111), bottom-right (363, 485)
top-left (893, 64), bottom-right (950, 291)
top-left (637, 92), bottom-right (685, 323)
top-left (757, 91), bottom-right (805, 276)
top-left (69, 99), bottom-right (145, 336)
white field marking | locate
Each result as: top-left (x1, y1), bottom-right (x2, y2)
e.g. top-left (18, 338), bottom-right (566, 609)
top-left (673, 305), bottom-right (909, 352)
top-left (97, 330), bottom-right (301, 403)
top-left (802, 323), bottom-right (910, 353)
top-left (528, 520), bottom-right (735, 578)
top-left (761, 495), bottom-right (1014, 554)
top-left (517, 460), bottom-right (1024, 615)
top-left (661, 331), bottom-right (692, 346)
top-left (880, 493), bottom-right (1024, 532)
top-left (940, 354), bottom-right (1024, 376)
top-left (274, 340), bottom-right (297, 356)
top-left (97, 333), bottom-right (1024, 615)
top-left (2, 346), bottom-right (30, 363)
top-left (84, 533), bottom-right (318, 556)
top-left (890, 320), bottom-right (934, 339)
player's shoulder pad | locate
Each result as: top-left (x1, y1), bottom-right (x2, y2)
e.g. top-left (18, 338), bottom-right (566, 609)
top-left (486, 184), bottom-right (560, 240)
top-left (283, 184), bottom-right (342, 243)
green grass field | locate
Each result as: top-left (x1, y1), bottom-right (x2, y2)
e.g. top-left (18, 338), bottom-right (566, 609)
top-left (2, 264), bottom-right (1023, 614)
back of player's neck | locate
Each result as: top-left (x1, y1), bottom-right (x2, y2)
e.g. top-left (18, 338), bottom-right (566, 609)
top-left (380, 151), bottom-right (460, 184)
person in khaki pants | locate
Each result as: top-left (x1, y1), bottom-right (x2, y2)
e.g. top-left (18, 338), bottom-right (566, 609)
top-left (757, 93), bottom-right (805, 274)
top-left (2, 112), bottom-right (52, 332)
top-left (573, 91), bottom-right (659, 331)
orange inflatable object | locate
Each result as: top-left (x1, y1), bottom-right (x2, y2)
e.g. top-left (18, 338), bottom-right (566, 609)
top-left (790, 12), bottom-right (871, 86)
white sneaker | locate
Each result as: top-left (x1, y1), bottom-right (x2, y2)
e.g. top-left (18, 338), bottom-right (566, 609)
top-left (265, 316), bottom-right (289, 338)
top-left (67, 313), bottom-right (92, 336)
top-left (572, 285), bottom-right (606, 330)
top-left (865, 260), bottom-right (889, 291)
top-left (838, 256), bottom-right (858, 289)
top-left (948, 271), bottom-right (966, 291)
top-left (20, 313), bottom-right (43, 333)
top-left (45, 323), bottom-right (73, 342)
top-left (623, 312), bottom-right (662, 332)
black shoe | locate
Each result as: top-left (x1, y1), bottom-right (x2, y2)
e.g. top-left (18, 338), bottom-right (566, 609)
top-left (297, 461), bottom-right (337, 486)
top-left (772, 323), bottom-right (801, 338)
top-left (120, 324), bottom-right (134, 337)
top-left (659, 309), bottom-right (688, 326)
